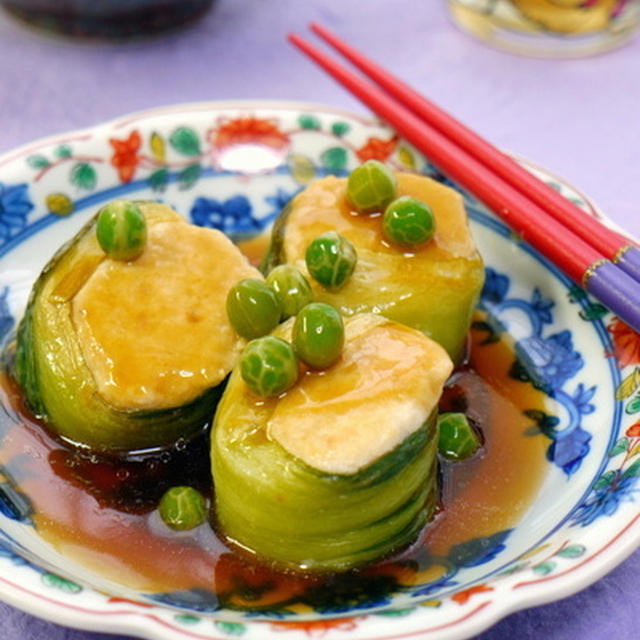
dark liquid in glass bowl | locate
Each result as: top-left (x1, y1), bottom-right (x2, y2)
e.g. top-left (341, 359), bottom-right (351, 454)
top-left (1, 0), bottom-right (215, 39)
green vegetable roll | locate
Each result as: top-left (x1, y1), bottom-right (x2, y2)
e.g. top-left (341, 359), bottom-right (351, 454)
top-left (263, 171), bottom-right (485, 363)
top-left (211, 313), bottom-right (453, 572)
top-left (14, 201), bottom-right (262, 451)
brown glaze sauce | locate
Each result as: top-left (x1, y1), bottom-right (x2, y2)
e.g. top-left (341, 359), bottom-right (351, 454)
top-left (0, 318), bottom-right (549, 610)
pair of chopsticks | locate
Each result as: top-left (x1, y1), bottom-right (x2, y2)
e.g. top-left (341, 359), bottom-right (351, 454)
top-left (289, 24), bottom-right (640, 334)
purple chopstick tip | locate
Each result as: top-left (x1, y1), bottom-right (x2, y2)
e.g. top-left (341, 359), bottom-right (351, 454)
top-left (585, 261), bottom-right (640, 334)
top-left (616, 245), bottom-right (640, 284)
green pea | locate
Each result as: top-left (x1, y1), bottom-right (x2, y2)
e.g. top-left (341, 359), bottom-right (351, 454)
top-left (266, 265), bottom-right (313, 320)
top-left (293, 302), bottom-right (344, 369)
top-left (382, 196), bottom-right (436, 247)
top-left (305, 231), bottom-right (357, 290)
top-left (158, 486), bottom-right (207, 531)
top-left (240, 336), bottom-right (299, 397)
top-left (96, 200), bottom-right (147, 261)
top-left (437, 413), bottom-right (481, 461)
top-left (347, 160), bottom-right (397, 213)
top-left (226, 279), bottom-right (282, 340)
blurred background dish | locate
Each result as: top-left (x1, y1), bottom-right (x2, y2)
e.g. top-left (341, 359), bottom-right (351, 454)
top-left (447, 0), bottom-right (640, 57)
top-left (0, 0), bottom-right (215, 39)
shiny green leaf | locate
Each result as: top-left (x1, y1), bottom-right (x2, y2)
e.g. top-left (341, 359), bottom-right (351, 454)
top-left (54, 145), bottom-right (72, 159)
top-left (375, 608), bottom-right (415, 617)
top-left (298, 114), bottom-right (321, 130)
top-left (169, 127), bottom-right (201, 156)
top-left (331, 121), bottom-right (350, 137)
top-left (556, 545), bottom-right (585, 558)
top-left (148, 168), bottom-right (169, 192)
top-left (579, 303), bottom-right (608, 321)
top-left (321, 147), bottom-right (348, 174)
top-left (497, 562), bottom-right (529, 576)
top-left (27, 155), bottom-right (50, 169)
top-left (42, 573), bottom-right (82, 593)
top-left (178, 163), bottom-right (201, 190)
top-left (626, 394), bottom-right (640, 414)
top-left (609, 437), bottom-right (630, 457)
top-left (622, 458), bottom-right (640, 479)
top-left (593, 470), bottom-right (617, 489)
top-left (70, 163), bottom-right (97, 190)
top-left (215, 622), bottom-right (247, 635)
top-left (568, 285), bottom-right (588, 303)
top-left (532, 561), bottom-right (556, 576)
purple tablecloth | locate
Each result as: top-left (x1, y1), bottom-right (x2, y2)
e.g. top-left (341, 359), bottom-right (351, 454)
top-left (0, 2), bottom-right (638, 639)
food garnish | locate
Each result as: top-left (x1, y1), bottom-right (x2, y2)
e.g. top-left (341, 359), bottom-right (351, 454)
top-left (96, 199), bottom-right (147, 261)
top-left (265, 264), bottom-right (314, 320)
top-left (292, 301), bottom-right (344, 369)
top-left (382, 195), bottom-right (436, 247)
top-left (347, 158), bottom-right (397, 213)
top-left (158, 486), bottom-right (208, 531)
top-left (437, 412), bottom-right (482, 461)
top-left (239, 335), bottom-right (299, 397)
top-left (226, 278), bottom-right (282, 340)
top-left (304, 230), bottom-right (358, 290)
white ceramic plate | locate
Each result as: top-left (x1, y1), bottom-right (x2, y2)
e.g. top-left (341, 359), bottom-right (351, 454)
top-left (0, 101), bottom-right (638, 640)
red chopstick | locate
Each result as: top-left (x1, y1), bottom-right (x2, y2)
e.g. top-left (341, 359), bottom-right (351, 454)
top-left (308, 22), bottom-right (640, 285)
top-left (288, 29), bottom-right (640, 333)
